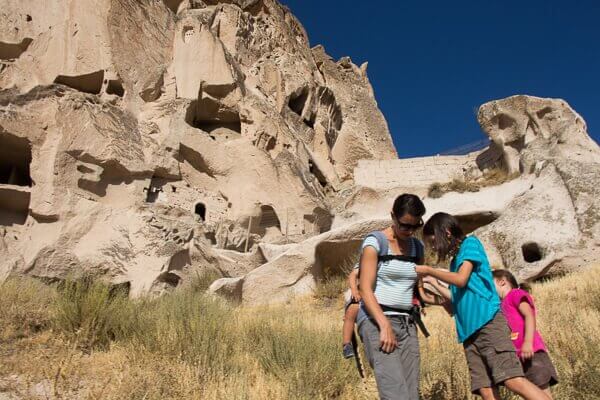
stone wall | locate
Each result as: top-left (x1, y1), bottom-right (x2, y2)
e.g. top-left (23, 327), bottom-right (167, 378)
top-left (354, 153), bottom-right (478, 189)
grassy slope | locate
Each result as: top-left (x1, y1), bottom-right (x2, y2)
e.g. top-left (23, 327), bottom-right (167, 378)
top-left (1, 265), bottom-right (599, 399)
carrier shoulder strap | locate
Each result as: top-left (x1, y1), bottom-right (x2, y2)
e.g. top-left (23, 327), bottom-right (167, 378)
top-left (413, 237), bottom-right (424, 262)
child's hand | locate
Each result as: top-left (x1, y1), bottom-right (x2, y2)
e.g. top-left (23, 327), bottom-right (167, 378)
top-left (521, 341), bottom-right (534, 360)
top-left (350, 288), bottom-right (362, 302)
top-left (422, 276), bottom-right (438, 287)
top-left (415, 265), bottom-right (431, 276)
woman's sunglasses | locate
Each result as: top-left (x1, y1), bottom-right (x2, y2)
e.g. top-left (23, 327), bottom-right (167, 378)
top-left (394, 220), bottom-right (424, 232)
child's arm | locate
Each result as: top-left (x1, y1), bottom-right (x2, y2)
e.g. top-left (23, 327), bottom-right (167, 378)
top-left (518, 301), bottom-right (536, 360)
top-left (416, 261), bottom-right (475, 288)
top-left (423, 276), bottom-right (452, 300)
top-left (347, 268), bottom-right (361, 301)
top-left (416, 279), bottom-right (438, 305)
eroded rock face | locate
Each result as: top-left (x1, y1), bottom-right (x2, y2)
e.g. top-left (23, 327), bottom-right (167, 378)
top-left (0, 0), bottom-right (396, 292)
top-left (465, 96), bottom-right (600, 279)
top-left (236, 95), bottom-right (600, 305)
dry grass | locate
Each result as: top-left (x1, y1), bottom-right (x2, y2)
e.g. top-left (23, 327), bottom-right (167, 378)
top-left (428, 168), bottom-right (519, 199)
top-left (1, 266), bottom-right (600, 399)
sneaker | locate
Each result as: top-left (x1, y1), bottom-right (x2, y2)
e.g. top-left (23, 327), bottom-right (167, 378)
top-left (342, 343), bottom-right (355, 359)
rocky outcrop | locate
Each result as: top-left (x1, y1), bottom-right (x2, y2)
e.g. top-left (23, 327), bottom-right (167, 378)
top-left (0, 0), bottom-right (396, 292)
top-left (1, 1), bottom-right (598, 302)
top-left (475, 95), bottom-right (600, 278)
top-left (234, 95), bottom-right (600, 304)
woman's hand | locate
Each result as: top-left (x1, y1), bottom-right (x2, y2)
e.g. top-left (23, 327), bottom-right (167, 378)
top-left (379, 320), bottom-right (397, 353)
top-left (350, 288), bottom-right (362, 302)
top-left (521, 340), bottom-right (534, 360)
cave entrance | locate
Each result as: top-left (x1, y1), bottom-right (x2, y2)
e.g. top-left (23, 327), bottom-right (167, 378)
top-left (255, 205), bottom-right (281, 237)
top-left (54, 70), bottom-right (104, 95)
top-left (195, 202), bottom-right (207, 221)
top-left (185, 98), bottom-right (241, 142)
top-left (288, 87), bottom-right (309, 117)
top-left (522, 242), bottom-right (543, 263)
top-left (0, 133), bottom-right (32, 187)
top-left (106, 79), bottom-right (125, 97)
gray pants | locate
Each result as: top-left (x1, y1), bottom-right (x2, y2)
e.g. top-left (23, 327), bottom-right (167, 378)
top-left (358, 316), bottom-right (420, 400)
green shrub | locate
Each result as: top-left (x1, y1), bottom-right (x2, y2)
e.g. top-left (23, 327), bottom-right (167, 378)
top-left (314, 274), bottom-right (347, 302)
top-left (427, 167), bottom-right (517, 198)
top-left (130, 289), bottom-right (239, 381)
top-left (53, 276), bottom-right (134, 349)
top-left (246, 314), bottom-right (358, 399)
top-left (189, 269), bottom-right (222, 293)
top-left (0, 277), bottom-right (55, 340)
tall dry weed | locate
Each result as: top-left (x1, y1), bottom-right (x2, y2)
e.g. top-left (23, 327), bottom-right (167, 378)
top-left (2, 266), bottom-right (600, 399)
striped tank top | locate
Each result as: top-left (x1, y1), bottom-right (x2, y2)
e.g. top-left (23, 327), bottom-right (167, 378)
top-left (361, 235), bottom-right (421, 316)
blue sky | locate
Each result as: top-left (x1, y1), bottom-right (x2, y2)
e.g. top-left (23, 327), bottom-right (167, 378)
top-left (280, 1), bottom-right (600, 157)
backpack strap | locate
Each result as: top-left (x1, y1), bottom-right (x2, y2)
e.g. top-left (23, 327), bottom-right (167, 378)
top-left (368, 231), bottom-right (389, 259)
top-left (361, 231), bottom-right (421, 264)
top-left (412, 237), bottom-right (424, 262)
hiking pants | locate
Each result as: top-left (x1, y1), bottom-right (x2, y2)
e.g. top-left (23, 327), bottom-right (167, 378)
top-left (358, 315), bottom-right (420, 400)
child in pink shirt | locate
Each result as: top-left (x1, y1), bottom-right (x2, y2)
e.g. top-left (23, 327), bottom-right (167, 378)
top-left (493, 269), bottom-right (558, 398)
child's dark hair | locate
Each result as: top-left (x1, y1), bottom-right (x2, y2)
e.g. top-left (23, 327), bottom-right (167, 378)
top-left (423, 212), bottom-right (465, 261)
top-left (392, 194), bottom-right (426, 218)
top-left (492, 269), bottom-right (531, 292)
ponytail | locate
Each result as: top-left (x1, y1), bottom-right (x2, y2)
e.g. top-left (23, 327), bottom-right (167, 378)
top-left (492, 269), bottom-right (530, 292)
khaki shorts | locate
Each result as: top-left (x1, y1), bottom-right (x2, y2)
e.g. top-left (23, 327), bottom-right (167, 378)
top-left (463, 311), bottom-right (524, 394)
top-left (523, 351), bottom-right (559, 389)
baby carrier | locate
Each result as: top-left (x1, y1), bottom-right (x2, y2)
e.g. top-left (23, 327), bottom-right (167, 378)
top-left (358, 231), bottom-right (430, 338)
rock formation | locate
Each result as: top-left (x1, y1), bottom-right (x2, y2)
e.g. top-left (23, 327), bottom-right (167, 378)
top-left (1, 1), bottom-right (598, 304)
top-left (0, 0), bottom-right (396, 294)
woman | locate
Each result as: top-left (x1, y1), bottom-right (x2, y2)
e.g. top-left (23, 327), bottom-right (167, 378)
top-left (358, 193), bottom-right (437, 400)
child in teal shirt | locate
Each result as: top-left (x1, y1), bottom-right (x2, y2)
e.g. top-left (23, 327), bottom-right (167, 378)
top-left (417, 212), bottom-right (550, 400)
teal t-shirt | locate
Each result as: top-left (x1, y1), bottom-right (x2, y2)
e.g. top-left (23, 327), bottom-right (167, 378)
top-left (450, 236), bottom-right (500, 343)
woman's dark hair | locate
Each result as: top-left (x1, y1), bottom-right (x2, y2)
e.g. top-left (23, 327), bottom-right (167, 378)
top-left (392, 194), bottom-right (426, 219)
top-left (492, 269), bottom-right (531, 292)
top-left (423, 212), bottom-right (465, 261)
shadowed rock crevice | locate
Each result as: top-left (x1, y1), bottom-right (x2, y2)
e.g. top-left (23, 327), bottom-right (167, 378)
top-left (313, 239), bottom-right (362, 281)
top-left (0, 38), bottom-right (33, 60)
top-left (455, 211), bottom-right (499, 235)
top-left (106, 78), bottom-right (125, 97)
top-left (0, 132), bottom-right (32, 187)
top-left (163, 0), bottom-right (186, 13)
top-left (303, 207), bottom-right (332, 235)
top-left (54, 70), bottom-right (105, 95)
top-left (75, 158), bottom-right (148, 197)
top-left (185, 98), bottom-right (241, 141)
top-left (288, 86), bottom-right (309, 116)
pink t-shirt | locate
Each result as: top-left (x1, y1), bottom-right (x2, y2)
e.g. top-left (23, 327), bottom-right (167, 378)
top-left (501, 289), bottom-right (547, 356)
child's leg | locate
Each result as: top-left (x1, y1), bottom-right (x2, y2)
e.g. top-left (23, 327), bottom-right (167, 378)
top-left (477, 387), bottom-right (501, 400)
top-left (342, 303), bottom-right (359, 344)
top-left (543, 388), bottom-right (553, 400)
top-left (503, 376), bottom-right (550, 400)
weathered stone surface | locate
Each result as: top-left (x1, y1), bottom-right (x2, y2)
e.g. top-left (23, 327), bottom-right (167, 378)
top-left (208, 276), bottom-right (243, 302)
top-left (0, 0), bottom-right (396, 293)
top-left (1, 0), bottom-right (598, 302)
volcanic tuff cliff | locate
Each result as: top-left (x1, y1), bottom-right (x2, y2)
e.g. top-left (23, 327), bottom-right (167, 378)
top-left (2, 1), bottom-right (600, 302)
top-left (0, 0), bottom-right (397, 294)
